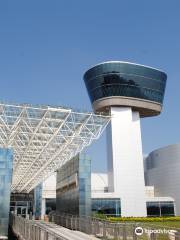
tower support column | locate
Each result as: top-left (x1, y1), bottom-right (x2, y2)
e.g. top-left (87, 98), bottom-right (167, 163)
top-left (107, 107), bottom-right (147, 217)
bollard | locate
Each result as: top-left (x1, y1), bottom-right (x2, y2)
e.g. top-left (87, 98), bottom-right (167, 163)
top-left (114, 223), bottom-right (119, 240)
top-left (150, 231), bottom-right (156, 240)
top-left (103, 222), bottom-right (106, 239)
top-left (132, 225), bottom-right (137, 240)
top-left (169, 230), bottom-right (180, 240)
top-left (123, 224), bottom-right (127, 240)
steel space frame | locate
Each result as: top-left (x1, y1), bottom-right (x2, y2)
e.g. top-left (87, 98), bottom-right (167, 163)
top-left (0, 102), bottom-right (110, 193)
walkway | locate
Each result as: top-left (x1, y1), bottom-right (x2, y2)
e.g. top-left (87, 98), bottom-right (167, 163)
top-left (11, 214), bottom-right (98, 240)
top-left (32, 221), bottom-right (99, 240)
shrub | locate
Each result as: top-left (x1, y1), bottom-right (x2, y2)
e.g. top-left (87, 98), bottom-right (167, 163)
top-left (108, 216), bottom-right (180, 222)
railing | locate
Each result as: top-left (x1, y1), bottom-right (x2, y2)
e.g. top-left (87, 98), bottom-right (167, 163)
top-left (10, 212), bottom-right (180, 240)
top-left (49, 213), bottom-right (180, 240)
top-left (10, 214), bottom-right (68, 240)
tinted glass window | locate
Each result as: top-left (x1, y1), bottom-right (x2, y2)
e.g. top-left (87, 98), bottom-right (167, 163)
top-left (147, 202), bottom-right (160, 216)
top-left (146, 201), bottom-right (175, 217)
top-left (92, 198), bottom-right (121, 216)
top-left (84, 62), bottom-right (167, 104)
top-left (160, 202), bottom-right (175, 216)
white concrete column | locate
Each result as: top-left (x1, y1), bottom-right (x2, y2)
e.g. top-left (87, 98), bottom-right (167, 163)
top-left (107, 107), bottom-right (147, 217)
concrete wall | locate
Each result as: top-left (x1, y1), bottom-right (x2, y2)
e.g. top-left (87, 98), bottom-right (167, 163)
top-left (42, 174), bottom-right (56, 199)
top-left (145, 144), bottom-right (180, 215)
top-left (91, 173), bottom-right (108, 193)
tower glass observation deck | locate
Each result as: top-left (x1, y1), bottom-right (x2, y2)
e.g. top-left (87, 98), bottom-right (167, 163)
top-left (84, 61), bottom-right (167, 117)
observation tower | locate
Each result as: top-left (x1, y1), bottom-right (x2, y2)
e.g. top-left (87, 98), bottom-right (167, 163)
top-left (84, 61), bottom-right (167, 217)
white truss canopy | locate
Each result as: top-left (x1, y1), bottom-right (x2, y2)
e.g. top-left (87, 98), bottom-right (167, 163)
top-left (0, 102), bottom-right (110, 193)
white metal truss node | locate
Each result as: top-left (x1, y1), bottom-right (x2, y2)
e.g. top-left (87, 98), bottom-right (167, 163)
top-left (0, 102), bottom-right (110, 193)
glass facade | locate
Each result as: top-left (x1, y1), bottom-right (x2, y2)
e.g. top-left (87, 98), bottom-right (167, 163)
top-left (45, 198), bottom-right (56, 215)
top-left (84, 62), bottom-right (167, 104)
top-left (92, 198), bottom-right (121, 216)
top-left (34, 183), bottom-right (42, 219)
top-left (146, 201), bottom-right (175, 217)
top-left (0, 148), bottom-right (13, 237)
top-left (56, 154), bottom-right (91, 216)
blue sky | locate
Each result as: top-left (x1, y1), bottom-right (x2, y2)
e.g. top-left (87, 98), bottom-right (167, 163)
top-left (0, 1), bottom-right (179, 172)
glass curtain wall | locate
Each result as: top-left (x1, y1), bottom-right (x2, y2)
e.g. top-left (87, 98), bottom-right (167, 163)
top-left (56, 154), bottom-right (91, 217)
top-left (0, 148), bottom-right (13, 237)
top-left (34, 183), bottom-right (43, 219)
top-left (92, 198), bottom-right (121, 216)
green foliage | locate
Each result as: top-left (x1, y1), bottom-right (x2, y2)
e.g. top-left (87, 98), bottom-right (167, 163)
top-left (92, 213), bottom-right (108, 220)
top-left (108, 216), bottom-right (180, 222)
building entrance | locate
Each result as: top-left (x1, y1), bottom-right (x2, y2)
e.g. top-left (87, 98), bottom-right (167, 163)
top-left (16, 206), bottom-right (28, 217)
top-left (10, 192), bottom-right (34, 218)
